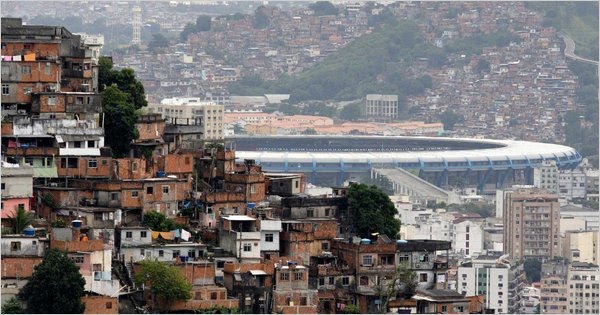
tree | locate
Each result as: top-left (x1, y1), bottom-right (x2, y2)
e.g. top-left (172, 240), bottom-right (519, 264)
top-left (376, 263), bottom-right (417, 313)
top-left (523, 258), bottom-right (542, 283)
top-left (196, 15), bottom-right (212, 32)
top-left (347, 183), bottom-right (400, 238)
top-left (341, 304), bottom-right (359, 314)
top-left (301, 128), bottom-right (318, 135)
top-left (143, 210), bottom-right (177, 232)
top-left (18, 249), bottom-right (86, 313)
top-left (1, 298), bottom-right (25, 314)
top-left (98, 56), bottom-right (148, 109)
top-left (340, 102), bottom-right (364, 121)
top-left (309, 1), bottom-right (339, 16)
top-left (253, 6), bottom-right (269, 29)
top-left (8, 206), bottom-right (32, 234)
top-left (148, 33), bottom-right (169, 52)
top-left (102, 85), bottom-right (139, 158)
top-left (439, 109), bottom-right (463, 130)
top-left (134, 260), bottom-right (192, 312)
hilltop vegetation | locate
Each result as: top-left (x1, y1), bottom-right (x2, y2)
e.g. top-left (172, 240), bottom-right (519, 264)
top-left (525, 1), bottom-right (599, 60)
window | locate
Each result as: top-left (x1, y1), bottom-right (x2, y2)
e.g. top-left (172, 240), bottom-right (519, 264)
top-left (132, 162), bottom-right (138, 172)
top-left (158, 250), bottom-right (164, 257)
top-left (319, 278), bottom-right (325, 286)
top-left (250, 185), bottom-right (256, 194)
top-left (1, 183), bottom-right (4, 190)
top-left (71, 256), bottom-right (84, 264)
top-left (45, 63), bottom-right (51, 75)
top-left (24, 43), bottom-right (33, 49)
top-left (94, 212), bottom-right (103, 221)
top-left (173, 250), bottom-right (180, 258)
top-left (342, 277), bottom-right (349, 286)
top-left (441, 305), bottom-right (447, 313)
top-left (48, 96), bottom-right (57, 105)
top-left (140, 231), bottom-right (147, 238)
top-left (294, 272), bottom-right (303, 280)
top-left (363, 255), bottom-right (373, 266)
top-left (132, 191), bottom-right (139, 198)
top-left (146, 187), bottom-right (153, 194)
top-left (106, 302), bottom-right (112, 309)
top-left (325, 208), bottom-right (330, 216)
top-left (306, 209), bottom-right (314, 217)
top-left (87, 140), bottom-right (95, 148)
top-left (162, 186), bottom-right (169, 194)
top-left (21, 65), bottom-right (31, 74)
top-left (300, 297), bottom-right (307, 306)
top-left (88, 159), bottom-right (97, 168)
top-left (1, 84), bottom-right (8, 95)
top-left (125, 231), bottom-right (133, 238)
top-left (399, 255), bottom-right (410, 264)
top-left (110, 192), bottom-right (118, 201)
top-left (243, 243), bottom-right (251, 252)
top-left (216, 261), bottom-right (225, 268)
top-left (211, 292), bottom-right (217, 300)
top-left (329, 277), bottom-right (334, 285)
top-left (265, 233), bottom-right (274, 242)
top-left (321, 242), bottom-right (329, 250)
top-left (10, 242), bottom-right (21, 251)
top-left (280, 272), bottom-right (289, 281)
top-left (419, 273), bottom-right (428, 282)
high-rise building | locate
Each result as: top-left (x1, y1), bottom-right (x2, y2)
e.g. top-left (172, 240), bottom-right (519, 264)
top-left (365, 94), bottom-right (398, 121)
top-left (562, 230), bottom-right (599, 264)
top-left (533, 160), bottom-right (558, 194)
top-left (566, 262), bottom-right (600, 314)
top-left (502, 187), bottom-right (561, 261)
top-left (456, 254), bottom-right (526, 314)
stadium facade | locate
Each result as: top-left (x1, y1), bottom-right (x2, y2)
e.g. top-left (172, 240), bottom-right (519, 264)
top-left (228, 136), bottom-right (581, 190)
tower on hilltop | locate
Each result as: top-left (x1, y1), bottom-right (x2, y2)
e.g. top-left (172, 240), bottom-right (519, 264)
top-left (131, 3), bottom-right (141, 46)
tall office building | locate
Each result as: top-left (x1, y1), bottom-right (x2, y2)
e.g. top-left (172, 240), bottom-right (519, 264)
top-left (502, 187), bottom-right (560, 261)
top-left (365, 94), bottom-right (398, 121)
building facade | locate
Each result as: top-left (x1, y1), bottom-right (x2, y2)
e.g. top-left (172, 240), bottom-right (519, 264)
top-left (365, 94), bottom-right (399, 121)
top-left (502, 188), bottom-right (561, 261)
top-left (148, 97), bottom-right (224, 140)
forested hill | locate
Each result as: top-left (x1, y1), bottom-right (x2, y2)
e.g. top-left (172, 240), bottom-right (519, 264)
top-left (228, 19), bottom-right (519, 104)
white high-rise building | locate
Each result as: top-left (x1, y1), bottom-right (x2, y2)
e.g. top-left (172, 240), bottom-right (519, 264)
top-left (149, 97), bottom-right (224, 140)
top-left (457, 255), bottom-right (526, 314)
top-left (566, 262), bottom-right (600, 314)
top-left (533, 160), bottom-right (558, 194)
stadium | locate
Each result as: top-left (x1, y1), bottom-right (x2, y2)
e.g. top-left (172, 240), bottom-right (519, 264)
top-left (228, 135), bottom-right (582, 190)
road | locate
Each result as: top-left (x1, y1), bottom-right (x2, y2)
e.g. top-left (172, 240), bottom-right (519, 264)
top-left (561, 34), bottom-right (599, 66)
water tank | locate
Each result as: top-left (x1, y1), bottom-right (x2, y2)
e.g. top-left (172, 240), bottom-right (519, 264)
top-left (23, 225), bottom-right (35, 236)
top-left (396, 239), bottom-right (408, 244)
top-left (71, 220), bottom-right (83, 228)
top-left (247, 203), bottom-right (256, 209)
top-left (213, 247), bottom-right (224, 255)
top-left (360, 238), bottom-right (371, 245)
top-left (156, 171), bottom-right (166, 178)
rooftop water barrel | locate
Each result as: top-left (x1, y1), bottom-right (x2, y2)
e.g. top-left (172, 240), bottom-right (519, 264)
top-left (360, 238), bottom-right (371, 245)
top-left (72, 219), bottom-right (83, 228)
top-left (23, 225), bottom-right (35, 236)
top-left (156, 171), bottom-right (166, 178)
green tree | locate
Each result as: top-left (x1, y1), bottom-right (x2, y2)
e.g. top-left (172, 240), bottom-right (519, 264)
top-left (180, 22), bottom-right (196, 42)
top-left (302, 128), bottom-right (318, 135)
top-left (439, 109), bottom-right (463, 130)
top-left (143, 211), bottom-right (177, 232)
top-left (340, 102), bottom-right (364, 121)
top-left (195, 15), bottom-right (212, 32)
top-left (341, 304), bottom-right (360, 314)
top-left (98, 57), bottom-right (148, 109)
top-left (348, 183), bottom-right (400, 238)
top-left (1, 298), bottom-right (25, 314)
top-left (253, 6), bottom-right (270, 29)
top-left (134, 260), bottom-right (192, 312)
top-left (102, 85), bottom-right (139, 158)
top-left (18, 249), bottom-right (86, 313)
top-left (376, 263), bottom-right (417, 313)
top-left (309, 1), bottom-right (339, 16)
top-left (523, 258), bottom-right (542, 283)
top-left (8, 206), bottom-right (32, 234)
top-left (148, 33), bottom-right (169, 52)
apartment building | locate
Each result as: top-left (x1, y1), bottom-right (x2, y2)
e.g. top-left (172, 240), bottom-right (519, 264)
top-left (540, 260), bottom-right (569, 314)
top-left (0, 162), bottom-right (33, 220)
top-left (365, 94), bottom-right (399, 121)
top-left (562, 230), bottom-right (600, 264)
top-left (1, 18), bottom-right (104, 184)
top-left (533, 160), bottom-right (558, 194)
top-left (148, 97), bottom-right (224, 140)
top-left (502, 187), bottom-right (561, 261)
top-left (567, 262), bottom-right (600, 314)
top-left (456, 255), bottom-right (526, 314)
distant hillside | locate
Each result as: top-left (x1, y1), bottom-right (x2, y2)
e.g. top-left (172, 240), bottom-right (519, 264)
top-left (525, 1), bottom-right (599, 60)
top-left (229, 19), bottom-right (520, 105)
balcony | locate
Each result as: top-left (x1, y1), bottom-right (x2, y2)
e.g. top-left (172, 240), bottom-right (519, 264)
top-left (5, 146), bottom-right (58, 156)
